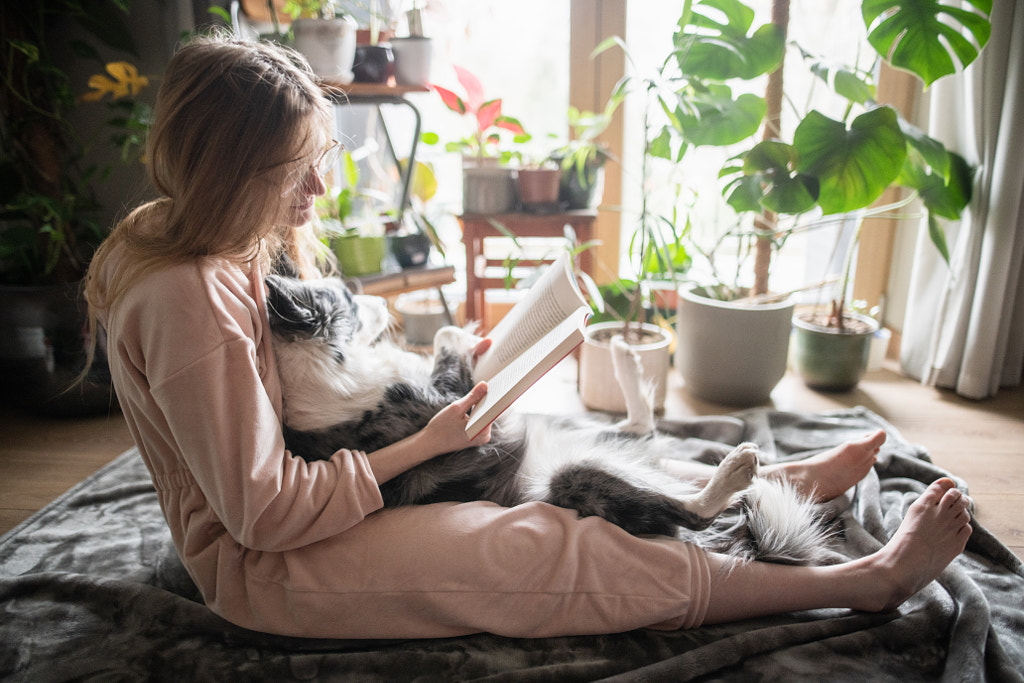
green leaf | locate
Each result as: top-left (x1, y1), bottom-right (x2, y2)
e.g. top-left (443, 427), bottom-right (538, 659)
top-left (862, 0), bottom-right (991, 87)
top-left (803, 49), bottom-right (876, 105)
top-left (917, 151), bottom-right (973, 219)
top-left (674, 0), bottom-right (785, 81)
top-left (927, 214), bottom-right (951, 265)
top-left (899, 118), bottom-right (950, 178)
top-left (794, 107), bottom-right (906, 214)
top-left (649, 128), bottom-right (674, 160)
top-left (735, 140), bottom-right (818, 214)
top-left (675, 85), bottom-right (765, 147)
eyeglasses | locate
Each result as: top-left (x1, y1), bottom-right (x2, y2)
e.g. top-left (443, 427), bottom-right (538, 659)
top-left (314, 139), bottom-right (342, 177)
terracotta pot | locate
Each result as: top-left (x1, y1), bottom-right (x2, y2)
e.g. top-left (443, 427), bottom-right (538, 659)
top-left (517, 167), bottom-right (562, 212)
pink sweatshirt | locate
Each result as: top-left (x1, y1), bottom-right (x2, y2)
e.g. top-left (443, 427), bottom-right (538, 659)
top-left (99, 252), bottom-right (711, 639)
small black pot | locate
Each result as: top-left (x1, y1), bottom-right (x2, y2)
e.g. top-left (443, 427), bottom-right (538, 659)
top-left (352, 44), bottom-right (395, 84)
top-left (390, 233), bottom-right (432, 269)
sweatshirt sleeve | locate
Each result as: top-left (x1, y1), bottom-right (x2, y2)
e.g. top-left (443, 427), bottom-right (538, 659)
top-left (123, 262), bottom-right (384, 552)
top-left (152, 337), bottom-right (385, 551)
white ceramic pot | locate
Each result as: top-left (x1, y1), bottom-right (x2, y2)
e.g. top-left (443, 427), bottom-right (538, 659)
top-left (675, 285), bottom-right (794, 406)
top-left (578, 321), bottom-right (672, 414)
top-left (292, 17), bottom-right (358, 83)
top-left (389, 36), bottom-right (432, 87)
top-left (395, 292), bottom-right (454, 346)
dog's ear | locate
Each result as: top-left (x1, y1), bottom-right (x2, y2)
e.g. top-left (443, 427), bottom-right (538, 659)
top-left (272, 252), bottom-right (301, 279)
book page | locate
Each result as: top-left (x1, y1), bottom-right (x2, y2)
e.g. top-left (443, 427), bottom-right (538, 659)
top-left (466, 307), bottom-right (589, 438)
top-left (473, 251), bottom-right (589, 381)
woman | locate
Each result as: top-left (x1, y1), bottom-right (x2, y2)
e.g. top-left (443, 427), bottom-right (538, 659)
top-left (84, 34), bottom-right (972, 640)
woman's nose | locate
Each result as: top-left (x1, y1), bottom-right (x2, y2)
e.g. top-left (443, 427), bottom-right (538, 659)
top-left (302, 166), bottom-right (328, 196)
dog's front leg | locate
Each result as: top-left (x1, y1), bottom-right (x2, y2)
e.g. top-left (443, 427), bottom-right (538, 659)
top-left (610, 336), bottom-right (656, 435)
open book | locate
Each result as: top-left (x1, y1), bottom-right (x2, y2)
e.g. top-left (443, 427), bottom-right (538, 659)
top-left (465, 251), bottom-right (591, 439)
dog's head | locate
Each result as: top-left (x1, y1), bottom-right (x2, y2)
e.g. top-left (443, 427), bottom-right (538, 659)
top-left (265, 275), bottom-right (390, 356)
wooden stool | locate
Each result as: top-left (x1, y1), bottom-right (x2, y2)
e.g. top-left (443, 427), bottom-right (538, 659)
top-left (459, 210), bottom-right (597, 330)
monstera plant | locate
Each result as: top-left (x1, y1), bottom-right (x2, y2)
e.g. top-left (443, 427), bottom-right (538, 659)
top-left (665, 0), bottom-right (990, 301)
top-left (607, 0), bottom-right (992, 403)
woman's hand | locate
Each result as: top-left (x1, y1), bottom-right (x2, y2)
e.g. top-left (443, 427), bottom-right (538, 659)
top-left (365, 382), bottom-right (491, 484)
top-left (424, 381), bottom-right (492, 452)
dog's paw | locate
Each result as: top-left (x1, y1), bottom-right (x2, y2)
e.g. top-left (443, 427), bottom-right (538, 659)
top-left (434, 326), bottom-right (480, 355)
top-left (714, 442), bottom-right (759, 493)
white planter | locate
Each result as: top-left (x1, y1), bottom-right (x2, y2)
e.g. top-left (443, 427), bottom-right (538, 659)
top-left (578, 321), bottom-right (672, 414)
top-left (293, 17), bottom-right (358, 83)
top-left (395, 291), bottom-right (453, 346)
top-left (389, 36), bottom-right (432, 87)
top-left (675, 285), bottom-right (794, 406)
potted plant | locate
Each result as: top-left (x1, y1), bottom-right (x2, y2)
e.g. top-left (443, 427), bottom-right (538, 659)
top-left (423, 66), bottom-right (530, 214)
top-left (317, 149), bottom-right (391, 277)
top-left (0, 1), bottom-right (149, 415)
top-left (548, 89), bottom-right (625, 211)
top-left (281, 0), bottom-right (359, 84)
top-left (611, 0), bottom-right (990, 403)
top-left (392, 157), bottom-right (446, 268)
top-left (389, 5), bottom-right (432, 88)
top-left (516, 157), bottom-right (562, 213)
top-left (575, 51), bottom-right (695, 414)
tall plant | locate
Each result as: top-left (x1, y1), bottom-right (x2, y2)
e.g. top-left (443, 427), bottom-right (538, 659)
top-left (638, 0), bottom-right (989, 309)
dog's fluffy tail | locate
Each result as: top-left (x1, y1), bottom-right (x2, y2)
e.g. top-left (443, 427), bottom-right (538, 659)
top-left (685, 478), bottom-right (837, 565)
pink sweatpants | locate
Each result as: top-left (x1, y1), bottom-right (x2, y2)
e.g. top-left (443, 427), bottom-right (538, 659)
top-left (206, 500), bottom-right (713, 639)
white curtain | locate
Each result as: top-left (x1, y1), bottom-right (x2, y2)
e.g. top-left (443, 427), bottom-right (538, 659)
top-left (900, 0), bottom-right (1024, 400)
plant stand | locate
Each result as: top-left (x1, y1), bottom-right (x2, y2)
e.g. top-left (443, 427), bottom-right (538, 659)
top-left (458, 210), bottom-right (597, 331)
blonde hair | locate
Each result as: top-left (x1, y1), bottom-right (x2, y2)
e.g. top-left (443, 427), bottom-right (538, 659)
top-left (85, 33), bottom-right (336, 326)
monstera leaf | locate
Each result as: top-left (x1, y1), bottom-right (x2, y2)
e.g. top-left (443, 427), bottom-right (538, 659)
top-left (794, 107), bottom-right (906, 215)
top-left (674, 84), bottom-right (767, 147)
top-left (862, 0), bottom-right (992, 87)
top-left (722, 141), bottom-right (819, 215)
top-left (674, 0), bottom-right (784, 81)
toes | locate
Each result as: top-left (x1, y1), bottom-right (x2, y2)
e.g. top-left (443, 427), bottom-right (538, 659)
top-left (924, 478), bottom-right (957, 503)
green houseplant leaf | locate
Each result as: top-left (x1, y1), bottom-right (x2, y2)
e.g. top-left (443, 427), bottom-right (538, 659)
top-left (675, 0), bottom-right (785, 81)
top-left (794, 107), bottom-right (906, 215)
top-left (862, 0), bottom-right (992, 87)
top-left (674, 84), bottom-right (766, 147)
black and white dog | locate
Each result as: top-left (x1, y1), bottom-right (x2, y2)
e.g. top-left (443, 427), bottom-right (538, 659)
top-left (265, 274), bottom-right (833, 563)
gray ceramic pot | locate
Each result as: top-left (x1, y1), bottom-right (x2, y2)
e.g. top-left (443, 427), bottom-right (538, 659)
top-left (675, 285), bottom-right (794, 406)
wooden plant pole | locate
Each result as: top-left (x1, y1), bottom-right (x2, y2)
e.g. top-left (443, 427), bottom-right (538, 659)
top-left (752, 0), bottom-right (789, 296)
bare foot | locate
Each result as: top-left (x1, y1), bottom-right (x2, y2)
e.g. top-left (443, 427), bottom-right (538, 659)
top-left (763, 430), bottom-right (885, 502)
top-left (854, 478), bottom-right (972, 612)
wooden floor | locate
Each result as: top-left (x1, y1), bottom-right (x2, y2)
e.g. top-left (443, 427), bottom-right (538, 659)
top-left (1, 361), bottom-right (1021, 560)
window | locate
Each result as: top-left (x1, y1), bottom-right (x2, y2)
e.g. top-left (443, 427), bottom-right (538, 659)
top-left (622, 1), bottom-right (875, 298)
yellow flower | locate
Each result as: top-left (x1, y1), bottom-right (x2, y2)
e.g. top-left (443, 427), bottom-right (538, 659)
top-left (81, 62), bottom-right (149, 102)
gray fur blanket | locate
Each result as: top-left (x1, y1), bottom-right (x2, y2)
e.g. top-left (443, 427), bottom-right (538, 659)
top-left (1, 407), bottom-right (1022, 682)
